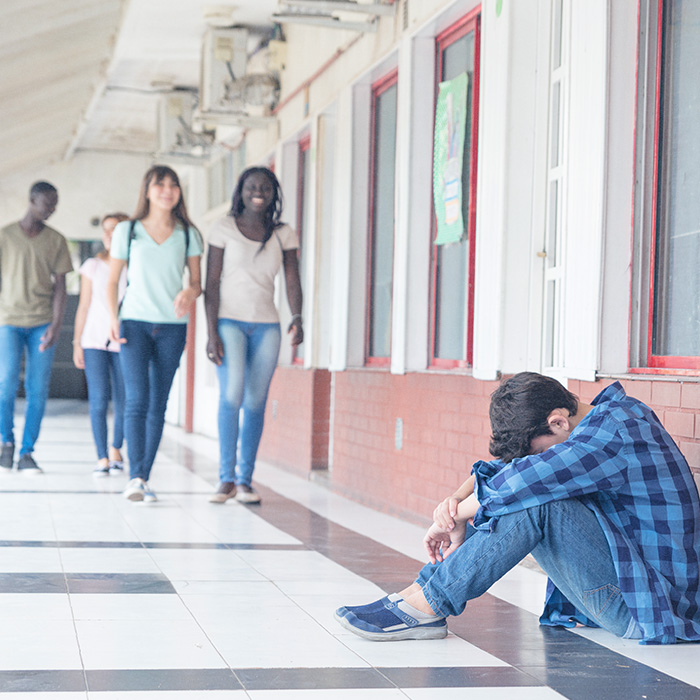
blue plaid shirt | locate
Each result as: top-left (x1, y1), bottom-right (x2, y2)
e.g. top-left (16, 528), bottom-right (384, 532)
top-left (472, 382), bottom-right (700, 644)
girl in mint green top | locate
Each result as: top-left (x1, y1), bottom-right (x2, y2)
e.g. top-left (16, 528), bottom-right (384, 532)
top-left (106, 165), bottom-right (202, 503)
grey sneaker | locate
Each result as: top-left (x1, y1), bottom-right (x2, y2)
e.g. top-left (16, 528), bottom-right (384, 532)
top-left (123, 477), bottom-right (146, 501)
top-left (209, 481), bottom-right (236, 504)
top-left (93, 460), bottom-right (110, 477)
top-left (143, 482), bottom-right (158, 503)
top-left (0, 443), bottom-right (14, 470)
top-left (17, 453), bottom-right (43, 473)
top-left (234, 484), bottom-right (261, 504)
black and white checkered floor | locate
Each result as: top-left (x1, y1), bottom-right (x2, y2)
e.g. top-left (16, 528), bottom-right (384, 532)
top-left (0, 400), bottom-right (698, 699)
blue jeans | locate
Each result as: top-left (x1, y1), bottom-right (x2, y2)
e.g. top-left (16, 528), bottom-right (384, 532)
top-left (417, 498), bottom-right (641, 638)
top-left (119, 320), bottom-right (187, 481)
top-left (0, 324), bottom-right (56, 455)
top-left (216, 319), bottom-right (281, 486)
top-left (83, 349), bottom-right (125, 460)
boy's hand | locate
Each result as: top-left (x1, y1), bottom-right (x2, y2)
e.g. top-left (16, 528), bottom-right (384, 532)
top-left (423, 520), bottom-right (466, 565)
top-left (433, 496), bottom-right (461, 531)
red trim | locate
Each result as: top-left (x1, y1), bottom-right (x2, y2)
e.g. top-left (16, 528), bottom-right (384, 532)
top-left (646, 0), bottom-right (664, 366)
top-left (365, 69), bottom-right (398, 367)
top-left (629, 366), bottom-right (700, 377)
top-left (640, 1), bottom-right (699, 371)
top-left (429, 9), bottom-right (481, 369)
top-left (184, 302), bottom-right (196, 433)
top-left (293, 135), bottom-right (311, 366)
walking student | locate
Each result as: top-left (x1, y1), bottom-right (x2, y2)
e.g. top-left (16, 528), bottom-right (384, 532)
top-left (205, 166), bottom-right (303, 505)
top-left (0, 181), bottom-right (73, 473)
top-left (73, 213), bottom-right (128, 476)
top-left (107, 166), bottom-right (203, 503)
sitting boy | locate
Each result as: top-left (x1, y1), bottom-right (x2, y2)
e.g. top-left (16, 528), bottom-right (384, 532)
top-left (335, 372), bottom-right (700, 645)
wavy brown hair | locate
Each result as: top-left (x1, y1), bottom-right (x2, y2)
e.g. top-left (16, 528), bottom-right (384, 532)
top-left (132, 165), bottom-right (195, 233)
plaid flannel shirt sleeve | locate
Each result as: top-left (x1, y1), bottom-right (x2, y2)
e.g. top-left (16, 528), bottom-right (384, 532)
top-left (472, 413), bottom-right (626, 529)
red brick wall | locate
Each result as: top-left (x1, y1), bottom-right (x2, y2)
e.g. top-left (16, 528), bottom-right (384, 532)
top-left (258, 367), bottom-right (330, 474)
top-left (330, 370), bottom-right (499, 525)
top-left (260, 367), bottom-right (700, 525)
top-left (573, 377), bottom-right (700, 482)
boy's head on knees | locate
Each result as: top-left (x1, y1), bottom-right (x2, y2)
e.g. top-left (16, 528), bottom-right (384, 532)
top-left (488, 372), bottom-right (579, 463)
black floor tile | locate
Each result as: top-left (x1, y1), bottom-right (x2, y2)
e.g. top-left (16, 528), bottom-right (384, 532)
top-left (0, 670), bottom-right (86, 692)
top-left (86, 668), bottom-right (242, 691)
top-left (236, 667), bottom-right (395, 690)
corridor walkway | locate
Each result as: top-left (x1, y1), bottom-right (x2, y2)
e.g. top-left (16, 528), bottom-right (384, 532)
top-left (0, 400), bottom-right (699, 699)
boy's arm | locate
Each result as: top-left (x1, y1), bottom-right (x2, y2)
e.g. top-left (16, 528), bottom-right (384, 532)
top-left (433, 475), bottom-right (476, 530)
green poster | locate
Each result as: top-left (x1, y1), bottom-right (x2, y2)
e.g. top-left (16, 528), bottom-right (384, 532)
top-left (433, 72), bottom-right (469, 245)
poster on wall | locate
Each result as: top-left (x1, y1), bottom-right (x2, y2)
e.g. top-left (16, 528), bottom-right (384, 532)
top-left (433, 71), bottom-right (469, 245)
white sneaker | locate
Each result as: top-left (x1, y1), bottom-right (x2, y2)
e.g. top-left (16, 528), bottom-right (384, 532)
top-left (93, 461), bottom-right (110, 477)
top-left (143, 482), bottom-right (158, 503)
top-left (123, 478), bottom-right (146, 501)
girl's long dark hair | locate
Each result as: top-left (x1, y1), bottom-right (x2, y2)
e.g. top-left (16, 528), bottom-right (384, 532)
top-left (132, 165), bottom-right (197, 236)
top-left (230, 166), bottom-right (284, 251)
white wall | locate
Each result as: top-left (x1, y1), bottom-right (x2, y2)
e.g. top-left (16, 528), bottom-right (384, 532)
top-left (0, 151), bottom-right (151, 240)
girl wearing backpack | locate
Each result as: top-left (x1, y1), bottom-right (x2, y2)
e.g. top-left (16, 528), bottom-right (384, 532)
top-left (106, 165), bottom-right (203, 503)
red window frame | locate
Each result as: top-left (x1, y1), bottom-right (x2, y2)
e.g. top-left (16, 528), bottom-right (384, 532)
top-left (293, 133), bottom-right (311, 366)
top-left (365, 69), bottom-right (399, 367)
top-left (428, 8), bottom-right (481, 370)
top-left (636, 0), bottom-right (700, 373)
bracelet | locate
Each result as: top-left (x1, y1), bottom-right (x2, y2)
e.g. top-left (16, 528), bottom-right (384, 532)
top-left (290, 314), bottom-right (303, 325)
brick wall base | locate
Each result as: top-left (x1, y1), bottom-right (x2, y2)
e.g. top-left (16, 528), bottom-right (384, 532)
top-left (258, 368), bottom-right (700, 524)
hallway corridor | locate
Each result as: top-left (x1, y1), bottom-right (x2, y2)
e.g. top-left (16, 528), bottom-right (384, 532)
top-left (0, 401), bottom-right (699, 699)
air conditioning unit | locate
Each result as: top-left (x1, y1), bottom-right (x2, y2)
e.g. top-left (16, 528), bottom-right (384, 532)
top-left (158, 91), bottom-right (215, 158)
top-left (200, 27), bottom-right (249, 114)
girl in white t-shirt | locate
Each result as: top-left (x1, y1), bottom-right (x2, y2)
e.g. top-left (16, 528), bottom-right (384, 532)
top-left (205, 167), bottom-right (303, 505)
top-left (73, 213), bottom-right (128, 476)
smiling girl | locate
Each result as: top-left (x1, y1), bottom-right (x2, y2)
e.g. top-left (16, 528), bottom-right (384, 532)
top-left (106, 165), bottom-right (203, 502)
top-left (205, 166), bottom-right (303, 505)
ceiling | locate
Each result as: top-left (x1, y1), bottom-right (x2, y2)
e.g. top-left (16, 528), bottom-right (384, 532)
top-left (0, 0), bottom-right (278, 181)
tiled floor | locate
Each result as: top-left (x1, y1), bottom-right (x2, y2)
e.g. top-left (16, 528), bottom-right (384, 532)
top-left (0, 400), bottom-right (699, 699)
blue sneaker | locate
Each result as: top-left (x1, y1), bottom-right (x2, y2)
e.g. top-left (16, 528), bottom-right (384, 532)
top-left (334, 597), bottom-right (447, 641)
top-left (335, 595), bottom-right (396, 619)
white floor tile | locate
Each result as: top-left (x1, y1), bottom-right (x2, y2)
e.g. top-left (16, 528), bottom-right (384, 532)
top-left (0, 547), bottom-right (63, 572)
top-left (404, 689), bottom-right (567, 700)
top-left (147, 549), bottom-right (267, 582)
top-left (0, 619), bottom-right (82, 670)
top-left (334, 631), bottom-right (508, 668)
top-left (0, 594), bottom-right (73, 620)
top-left (76, 620), bottom-right (226, 670)
top-left (70, 594), bottom-right (194, 621)
top-left (248, 691), bottom-right (408, 700)
top-left (60, 548), bottom-right (160, 574)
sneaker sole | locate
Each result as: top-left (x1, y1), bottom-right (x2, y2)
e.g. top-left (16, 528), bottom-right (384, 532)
top-left (209, 493), bottom-right (236, 503)
top-left (334, 611), bottom-right (447, 641)
top-left (93, 471), bottom-right (110, 478)
top-left (234, 494), bottom-right (261, 504)
top-left (125, 491), bottom-right (144, 501)
top-left (17, 468), bottom-right (43, 475)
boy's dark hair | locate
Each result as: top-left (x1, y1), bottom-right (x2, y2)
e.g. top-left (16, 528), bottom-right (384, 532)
top-left (489, 372), bottom-right (578, 462)
top-left (29, 181), bottom-right (57, 198)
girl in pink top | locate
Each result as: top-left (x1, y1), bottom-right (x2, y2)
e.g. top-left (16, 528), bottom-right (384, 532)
top-left (73, 213), bottom-right (128, 476)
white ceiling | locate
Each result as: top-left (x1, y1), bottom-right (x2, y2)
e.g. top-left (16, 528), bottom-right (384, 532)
top-left (0, 0), bottom-right (278, 181)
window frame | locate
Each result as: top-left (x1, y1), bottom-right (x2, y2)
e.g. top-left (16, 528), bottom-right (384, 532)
top-left (365, 68), bottom-right (399, 367)
top-left (293, 132), bottom-right (311, 366)
top-left (428, 9), bottom-right (481, 370)
top-left (633, 0), bottom-right (700, 374)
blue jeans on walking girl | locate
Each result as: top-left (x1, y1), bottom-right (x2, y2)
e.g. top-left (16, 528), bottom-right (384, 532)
top-left (216, 319), bottom-right (281, 487)
top-left (83, 349), bottom-right (125, 461)
top-left (119, 320), bottom-right (187, 481)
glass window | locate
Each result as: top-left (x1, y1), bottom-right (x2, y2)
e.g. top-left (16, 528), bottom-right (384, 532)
top-left (367, 72), bottom-right (398, 362)
top-left (650, 0), bottom-right (700, 363)
top-left (431, 14), bottom-right (480, 366)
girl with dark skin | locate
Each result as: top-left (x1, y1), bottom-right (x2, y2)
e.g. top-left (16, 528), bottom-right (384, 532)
top-left (205, 167), bottom-right (302, 504)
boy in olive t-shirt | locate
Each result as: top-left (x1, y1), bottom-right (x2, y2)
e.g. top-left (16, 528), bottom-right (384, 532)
top-left (0, 181), bottom-right (73, 472)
